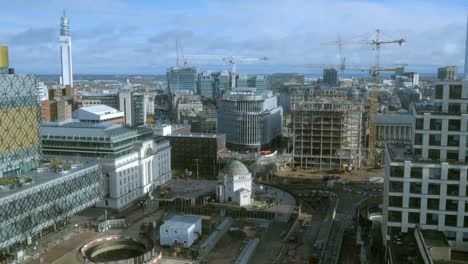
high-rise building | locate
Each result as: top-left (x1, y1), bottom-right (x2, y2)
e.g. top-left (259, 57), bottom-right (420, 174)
top-left (322, 68), bottom-right (338, 86)
top-left (199, 71), bottom-right (215, 99)
top-left (382, 79), bottom-right (468, 251)
top-left (465, 15), bottom-right (468, 78)
top-left (0, 46), bottom-right (41, 177)
top-left (0, 47), bottom-right (103, 253)
top-left (437, 66), bottom-right (457, 81)
top-left (218, 90), bottom-right (283, 151)
top-left (119, 90), bottom-right (147, 127)
top-left (167, 66), bottom-right (198, 93)
top-left (291, 98), bottom-right (363, 170)
top-left (37, 82), bottom-right (49, 101)
top-left (217, 70), bottom-right (230, 94)
top-left (237, 74), bottom-right (248, 88)
top-left (59, 11), bottom-right (73, 87)
top-left (255, 75), bottom-right (267, 91)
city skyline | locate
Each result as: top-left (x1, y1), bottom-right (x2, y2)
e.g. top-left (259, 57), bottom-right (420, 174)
top-left (0, 0), bottom-right (467, 74)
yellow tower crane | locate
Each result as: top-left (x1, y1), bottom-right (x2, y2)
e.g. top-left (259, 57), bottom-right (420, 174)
top-left (321, 30), bottom-right (406, 164)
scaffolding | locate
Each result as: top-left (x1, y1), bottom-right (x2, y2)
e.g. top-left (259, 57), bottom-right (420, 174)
top-left (291, 99), bottom-right (363, 170)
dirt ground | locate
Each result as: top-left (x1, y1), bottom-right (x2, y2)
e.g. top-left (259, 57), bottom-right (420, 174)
top-left (206, 231), bottom-right (247, 264)
top-left (274, 166), bottom-right (384, 182)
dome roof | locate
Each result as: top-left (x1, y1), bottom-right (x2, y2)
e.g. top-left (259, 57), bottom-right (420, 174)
top-left (221, 160), bottom-right (249, 176)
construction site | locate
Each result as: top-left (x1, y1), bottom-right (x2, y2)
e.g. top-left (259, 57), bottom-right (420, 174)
top-left (290, 96), bottom-right (363, 170)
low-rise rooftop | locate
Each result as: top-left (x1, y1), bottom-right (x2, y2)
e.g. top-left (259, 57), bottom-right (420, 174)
top-left (376, 114), bottom-right (413, 125)
top-left (0, 162), bottom-right (100, 200)
top-left (161, 215), bottom-right (201, 230)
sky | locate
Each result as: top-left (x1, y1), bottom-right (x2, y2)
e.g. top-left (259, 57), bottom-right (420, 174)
top-left (0, 0), bottom-right (467, 75)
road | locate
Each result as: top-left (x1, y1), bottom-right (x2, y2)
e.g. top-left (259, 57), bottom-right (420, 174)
top-left (277, 182), bottom-right (381, 264)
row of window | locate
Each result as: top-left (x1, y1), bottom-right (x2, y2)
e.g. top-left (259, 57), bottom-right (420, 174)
top-left (390, 166), bottom-right (465, 180)
top-left (415, 118), bottom-right (464, 131)
top-left (388, 196), bottom-right (468, 211)
top-left (414, 133), bottom-right (464, 147)
top-left (389, 181), bottom-right (468, 196)
top-left (388, 210), bottom-right (468, 230)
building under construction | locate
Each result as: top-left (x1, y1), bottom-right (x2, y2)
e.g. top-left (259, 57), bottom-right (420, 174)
top-left (291, 97), bottom-right (363, 170)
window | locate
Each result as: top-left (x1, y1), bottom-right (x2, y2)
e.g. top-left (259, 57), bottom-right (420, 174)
top-left (448, 120), bottom-right (460, 131)
top-left (448, 103), bottom-right (460, 114)
top-left (415, 118), bottom-right (424, 130)
top-left (388, 210), bottom-right (402, 222)
top-left (426, 213), bottom-right (438, 225)
top-left (389, 196), bottom-right (402, 207)
top-left (430, 119), bottom-right (442, 130)
top-left (390, 166), bottom-right (404, 178)
top-left (429, 134), bottom-right (441, 146)
top-left (414, 134), bottom-right (423, 145)
top-left (447, 151), bottom-right (459, 161)
top-left (428, 168), bottom-right (441, 180)
top-left (428, 184), bottom-right (440, 195)
top-left (408, 212), bottom-right (420, 224)
top-left (446, 200), bottom-right (458, 211)
top-left (390, 181), bottom-right (403, 192)
top-left (427, 198), bottom-right (440, 210)
top-left (447, 184), bottom-right (459, 196)
top-left (409, 197), bottom-right (421, 208)
top-left (429, 148), bottom-right (440, 159)
top-left (447, 169), bottom-right (460, 181)
top-left (465, 216), bottom-right (468, 228)
top-left (435, 85), bottom-right (443, 99)
top-left (447, 135), bottom-right (459, 147)
top-left (449, 85), bottom-right (462, 99)
top-left (410, 183), bottom-right (422, 194)
top-left (445, 215), bottom-right (457, 227)
top-left (410, 168), bottom-right (423, 179)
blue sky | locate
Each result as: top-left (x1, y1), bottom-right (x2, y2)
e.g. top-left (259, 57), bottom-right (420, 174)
top-left (0, 0), bottom-right (467, 74)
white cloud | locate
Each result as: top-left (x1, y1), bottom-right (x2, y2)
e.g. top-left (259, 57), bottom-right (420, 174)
top-left (1, 0), bottom-right (466, 74)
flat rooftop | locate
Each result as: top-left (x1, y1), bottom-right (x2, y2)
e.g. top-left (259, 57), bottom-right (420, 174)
top-left (421, 229), bottom-right (450, 247)
top-left (41, 121), bottom-right (152, 141)
top-left (161, 215), bottom-right (201, 229)
top-left (376, 114), bottom-right (413, 125)
top-left (168, 133), bottom-right (224, 139)
top-left (0, 162), bottom-right (99, 200)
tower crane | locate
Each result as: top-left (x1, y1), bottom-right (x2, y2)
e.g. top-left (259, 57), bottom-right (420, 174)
top-left (322, 30), bottom-right (406, 164)
top-left (186, 55), bottom-right (268, 88)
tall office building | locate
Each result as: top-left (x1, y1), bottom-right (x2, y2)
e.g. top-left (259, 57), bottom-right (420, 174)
top-left (465, 15), bottom-right (468, 78)
top-left (119, 90), bottom-right (147, 127)
top-left (199, 71), bottom-right (215, 99)
top-left (438, 66), bottom-right (457, 81)
top-left (255, 75), bottom-right (267, 91)
top-left (237, 74), bottom-right (248, 88)
top-left (217, 70), bottom-right (230, 93)
top-left (167, 66), bottom-right (198, 93)
top-left (218, 90), bottom-right (283, 151)
top-left (323, 68), bottom-right (338, 86)
top-left (0, 46), bottom-right (41, 177)
top-left (382, 79), bottom-right (468, 251)
top-left (59, 11), bottom-right (73, 87)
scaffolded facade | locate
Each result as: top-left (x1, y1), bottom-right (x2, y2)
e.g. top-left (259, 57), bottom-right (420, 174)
top-left (291, 99), bottom-right (363, 170)
top-left (0, 163), bottom-right (103, 251)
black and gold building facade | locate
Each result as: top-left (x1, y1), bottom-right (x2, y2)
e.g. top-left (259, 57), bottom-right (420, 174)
top-left (0, 74), bottom-right (41, 177)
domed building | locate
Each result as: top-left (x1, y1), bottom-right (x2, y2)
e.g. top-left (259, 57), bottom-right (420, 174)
top-left (216, 160), bottom-right (252, 206)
